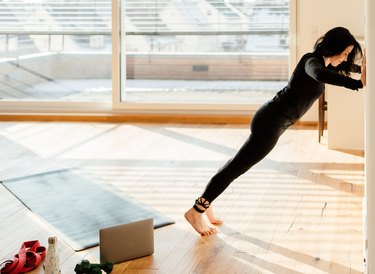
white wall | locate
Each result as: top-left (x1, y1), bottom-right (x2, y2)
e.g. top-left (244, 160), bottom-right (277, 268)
top-left (294, 0), bottom-right (365, 121)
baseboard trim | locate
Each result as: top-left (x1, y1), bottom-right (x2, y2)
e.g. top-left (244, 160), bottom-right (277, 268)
top-left (0, 113), bottom-right (318, 128)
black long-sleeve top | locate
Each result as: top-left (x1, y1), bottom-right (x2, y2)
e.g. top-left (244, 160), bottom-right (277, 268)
top-left (271, 52), bottom-right (363, 124)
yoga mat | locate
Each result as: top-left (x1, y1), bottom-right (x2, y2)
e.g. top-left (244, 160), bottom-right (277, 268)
top-left (1, 169), bottom-right (174, 251)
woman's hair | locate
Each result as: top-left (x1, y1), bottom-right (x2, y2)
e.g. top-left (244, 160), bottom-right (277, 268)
top-left (313, 27), bottom-right (363, 75)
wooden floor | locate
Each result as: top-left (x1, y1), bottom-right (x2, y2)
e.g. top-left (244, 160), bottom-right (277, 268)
top-left (0, 121), bottom-right (364, 274)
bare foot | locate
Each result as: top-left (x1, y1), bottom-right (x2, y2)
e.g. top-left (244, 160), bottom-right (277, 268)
top-left (184, 207), bottom-right (217, 236)
top-left (205, 206), bottom-right (223, 225)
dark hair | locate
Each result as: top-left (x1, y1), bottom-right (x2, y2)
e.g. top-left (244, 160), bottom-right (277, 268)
top-left (313, 27), bottom-right (363, 75)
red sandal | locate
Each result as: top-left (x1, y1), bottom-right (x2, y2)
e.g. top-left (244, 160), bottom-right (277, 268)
top-left (0, 240), bottom-right (46, 274)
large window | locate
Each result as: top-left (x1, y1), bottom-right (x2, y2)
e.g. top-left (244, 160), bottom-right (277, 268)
top-left (0, 0), bottom-right (112, 102)
top-left (0, 0), bottom-right (291, 112)
top-left (121, 0), bottom-right (289, 105)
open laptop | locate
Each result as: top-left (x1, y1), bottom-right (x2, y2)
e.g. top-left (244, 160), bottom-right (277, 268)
top-left (99, 218), bottom-right (154, 264)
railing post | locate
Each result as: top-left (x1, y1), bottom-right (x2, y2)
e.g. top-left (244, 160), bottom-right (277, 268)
top-left (5, 34), bottom-right (9, 57)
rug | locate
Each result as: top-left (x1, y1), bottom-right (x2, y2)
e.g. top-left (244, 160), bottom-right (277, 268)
top-left (1, 169), bottom-right (174, 251)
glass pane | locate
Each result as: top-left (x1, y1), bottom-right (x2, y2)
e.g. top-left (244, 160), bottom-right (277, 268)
top-left (121, 0), bottom-right (289, 104)
top-left (0, 1), bottom-right (112, 102)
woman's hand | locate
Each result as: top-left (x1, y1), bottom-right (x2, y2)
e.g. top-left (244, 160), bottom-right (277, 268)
top-left (361, 49), bottom-right (366, 87)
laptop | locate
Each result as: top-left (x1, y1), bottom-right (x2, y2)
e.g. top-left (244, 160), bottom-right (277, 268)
top-left (99, 218), bottom-right (154, 264)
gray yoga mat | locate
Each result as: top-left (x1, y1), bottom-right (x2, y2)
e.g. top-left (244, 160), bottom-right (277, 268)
top-left (1, 169), bottom-right (174, 251)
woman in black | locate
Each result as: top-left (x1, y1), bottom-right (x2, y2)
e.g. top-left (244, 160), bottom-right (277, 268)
top-left (185, 27), bottom-right (367, 236)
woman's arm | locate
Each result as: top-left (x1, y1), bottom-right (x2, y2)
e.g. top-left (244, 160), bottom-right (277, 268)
top-left (305, 57), bottom-right (363, 90)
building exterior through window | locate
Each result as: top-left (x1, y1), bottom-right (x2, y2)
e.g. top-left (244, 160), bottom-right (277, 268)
top-left (121, 0), bottom-right (289, 104)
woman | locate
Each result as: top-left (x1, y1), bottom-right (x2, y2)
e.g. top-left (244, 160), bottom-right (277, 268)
top-left (185, 27), bottom-right (367, 236)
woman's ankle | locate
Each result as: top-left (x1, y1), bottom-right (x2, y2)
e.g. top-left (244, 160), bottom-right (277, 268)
top-left (193, 197), bottom-right (211, 213)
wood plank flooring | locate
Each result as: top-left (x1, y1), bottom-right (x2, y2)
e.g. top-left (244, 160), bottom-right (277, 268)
top-left (0, 122), bottom-right (364, 274)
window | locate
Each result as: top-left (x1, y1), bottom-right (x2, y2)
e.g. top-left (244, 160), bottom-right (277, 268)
top-left (120, 0), bottom-right (289, 105)
top-left (0, 0), bottom-right (292, 114)
top-left (0, 0), bottom-right (112, 102)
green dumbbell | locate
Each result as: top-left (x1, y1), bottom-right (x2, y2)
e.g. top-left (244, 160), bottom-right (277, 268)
top-left (74, 260), bottom-right (113, 274)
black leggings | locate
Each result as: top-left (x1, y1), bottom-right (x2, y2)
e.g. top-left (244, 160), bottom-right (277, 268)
top-left (201, 102), bottom-right (293, 203)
